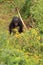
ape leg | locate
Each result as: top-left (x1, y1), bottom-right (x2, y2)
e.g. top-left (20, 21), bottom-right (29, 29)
top-left (9, 22), bottom-right (15, 34)
top-left (9, 28), bottom-right (12, 34)
top-left (18, 25), bottom-right (23, 33)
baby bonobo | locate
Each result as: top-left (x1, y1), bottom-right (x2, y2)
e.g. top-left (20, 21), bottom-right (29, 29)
top-left (9, 16), bottom-right (23, 34)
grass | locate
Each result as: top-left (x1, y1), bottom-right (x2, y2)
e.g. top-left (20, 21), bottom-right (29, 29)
top-left (0, 1), bottom-right (43, 65)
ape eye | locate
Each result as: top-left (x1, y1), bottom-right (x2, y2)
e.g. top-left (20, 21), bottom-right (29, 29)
top-left (15, 18), bottom-right (18, 21)
top-left (16, 18), bottom-right (18, 20)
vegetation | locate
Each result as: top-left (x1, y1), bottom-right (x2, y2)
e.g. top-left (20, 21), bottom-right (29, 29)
top-left (0, 0), bottom-right (43, 65)
top-left (30, 0), bottom-right (43, 33)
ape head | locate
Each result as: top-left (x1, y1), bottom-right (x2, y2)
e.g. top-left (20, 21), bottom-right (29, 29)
top-left (9, 16), bottom-right (23, 34)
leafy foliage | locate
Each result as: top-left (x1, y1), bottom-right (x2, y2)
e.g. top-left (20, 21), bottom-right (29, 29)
top-left (0, 0), bottom-right (43, 65)
top-left (0, 28), bottom-right (43, 65)
top-left (30, 0), bottom-right (43, 32)
top-left (21, 0), bottom-right (31, 18)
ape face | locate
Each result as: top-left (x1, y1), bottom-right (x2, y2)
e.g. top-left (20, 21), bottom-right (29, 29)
top-left (13, 17), bottom-right (19, 26)
top-left (9, 16), bottom-right (23, 34)
top-left (14, 21), bottom-right (18, 27)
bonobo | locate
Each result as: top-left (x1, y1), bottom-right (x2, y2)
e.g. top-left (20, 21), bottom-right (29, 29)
top-left (9, 16), bottom-right (23, 34)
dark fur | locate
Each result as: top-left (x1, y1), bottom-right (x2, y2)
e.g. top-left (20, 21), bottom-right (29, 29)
top-left (9, 17), bottom-right (23, 34)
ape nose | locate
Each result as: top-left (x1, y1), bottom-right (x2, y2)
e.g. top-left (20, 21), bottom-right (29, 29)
top-left (15, 23), bottom-right (18, 26)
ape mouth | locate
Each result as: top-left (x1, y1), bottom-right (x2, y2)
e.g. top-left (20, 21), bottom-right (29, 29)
top-left (15, 24), bottom-right (18, 27)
